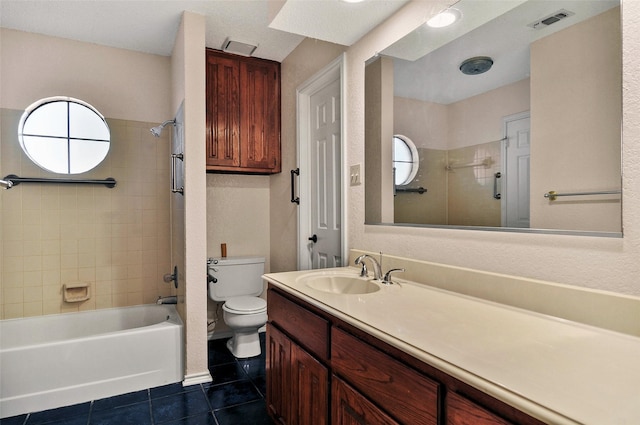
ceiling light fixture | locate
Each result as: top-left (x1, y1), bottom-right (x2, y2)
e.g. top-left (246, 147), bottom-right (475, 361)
top-left (340, 0), bottom-right (366, 3)
top-left (427, 9), bottom-right (461, 28)
top-left (459, 56), bottom-right (494, 75)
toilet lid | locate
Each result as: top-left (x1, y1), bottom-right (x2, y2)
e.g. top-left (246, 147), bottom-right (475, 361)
top-left (223, 296), bottom-right (267, 314)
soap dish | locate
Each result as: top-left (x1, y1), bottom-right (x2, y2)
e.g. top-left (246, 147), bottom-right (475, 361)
top-left (63, 282), bottom-right (91, 303)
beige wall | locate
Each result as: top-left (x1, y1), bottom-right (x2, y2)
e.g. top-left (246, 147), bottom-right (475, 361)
top-left (448, 79), bottom-right (530, 150)
top-left (0, 28), bottom-right (171, 123)
top-left (0, 30), bottom-right (172, 319)
top-left (394, 96), bottom-right (449, 150)
top-left (447, 141), bottom-right (502, 226)
top-left (393, 79), bottom-right (528, 226)
top-left (393, 147), bottom-right (448, 225)
top-left (364, 56), bottom-right (395, 224)
top-left (171, 12), bottom-right (210, 385)
top-left (206, 174), bottom-right (271, 336)
top-left (530, 7), bottom-right (621, 232)
top-left (346, 0), bottom-right (640, 297)
top-left (270, 38), bottom-right (346, 273)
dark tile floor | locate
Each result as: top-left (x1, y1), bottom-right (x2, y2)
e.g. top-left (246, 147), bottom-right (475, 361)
top-left (2, 334), bottom-right (274, 425)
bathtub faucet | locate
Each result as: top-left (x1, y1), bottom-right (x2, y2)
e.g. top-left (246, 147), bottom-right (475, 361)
top-left (156, 296), bottom-right (177, 305)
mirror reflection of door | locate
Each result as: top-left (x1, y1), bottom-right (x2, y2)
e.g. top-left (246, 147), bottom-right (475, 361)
top-left (503, 112), bottom-right (530, 228)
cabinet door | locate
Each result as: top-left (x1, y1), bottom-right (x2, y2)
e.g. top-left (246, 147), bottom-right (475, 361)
top-left (240, 58), bottom-right (281, 172)
top-left (447, 392), bottom-right (514, 425)
top-left (332, 376), bottom-right (400, 425)
top-left (291, 342), bottom-right (329, 425)
top-left (206, 51), bottom-right (240, 168)
top-left (266, 324), bottom-right (291, 424)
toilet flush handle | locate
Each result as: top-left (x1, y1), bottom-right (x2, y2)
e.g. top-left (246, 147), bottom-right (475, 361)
top-left (207, 267), bottom-right (218, 284)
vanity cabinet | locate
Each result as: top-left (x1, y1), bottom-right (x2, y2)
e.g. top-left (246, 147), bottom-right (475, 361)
top-left (447, 392), bottom-right (513, 425)
top-left (267, 290), bottom-right (329, 424)
top-left (266, 285), bottom-right (543, 425)
top-left (266, 324), bottom-right (329, 425)
top-left (331, 327), bottom-right (439, 425)
top-left (332, 376), bottom-right (400, 425)
top-left (205, 49), bottom-right (281, 174)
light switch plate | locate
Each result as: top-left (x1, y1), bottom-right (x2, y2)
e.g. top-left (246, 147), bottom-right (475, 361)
top-left (350, 164), bottom-right (362, 186)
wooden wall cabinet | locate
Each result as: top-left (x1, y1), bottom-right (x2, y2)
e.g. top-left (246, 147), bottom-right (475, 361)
top-left (205, 49), bottom-right (281, 174)
top-left (267, 285), bottom-right (545, 425)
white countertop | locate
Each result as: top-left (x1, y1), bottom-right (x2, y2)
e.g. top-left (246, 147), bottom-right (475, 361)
top-left (263, 267), bottom-right (640, 425)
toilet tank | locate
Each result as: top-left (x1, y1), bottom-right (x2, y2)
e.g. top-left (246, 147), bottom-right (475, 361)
top-left (208, 256), bottom-right (265, 301)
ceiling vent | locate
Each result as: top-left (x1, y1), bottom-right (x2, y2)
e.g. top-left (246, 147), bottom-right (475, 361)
top-left (528, 9), bottom-right (575, 30)
top-left (222, 38), bottom-right (257, 57)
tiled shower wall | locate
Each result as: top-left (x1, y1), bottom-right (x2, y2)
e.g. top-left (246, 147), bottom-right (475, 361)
top-left (394, 141), bottom-right (501, 226)
top-left (447, 140), bottom-right (502, 227)
top-left (0, 108), bottom-right (172, 319)
top-left (394, 147), bottom-right (448, 225)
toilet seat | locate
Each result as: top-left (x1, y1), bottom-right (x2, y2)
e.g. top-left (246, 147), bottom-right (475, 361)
top-left (223, 296), bottom-right (267, 314)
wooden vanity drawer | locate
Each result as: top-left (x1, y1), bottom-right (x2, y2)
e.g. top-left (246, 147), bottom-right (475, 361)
top-left (267, 288), bottom-right (330, 361)
top-left (331, 327), bottom-right (439, 425)
top-left (332, 376), bottom-right (400, 425)
top-left (447, 391), bottom-right (513, 425)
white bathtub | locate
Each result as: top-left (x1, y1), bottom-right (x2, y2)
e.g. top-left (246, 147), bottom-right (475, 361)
top-left (0, 304), bottom-right (183, 418)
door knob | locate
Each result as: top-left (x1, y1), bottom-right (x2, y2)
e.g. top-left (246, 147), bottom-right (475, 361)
top-left (308, 234), bottom-right (318, 243)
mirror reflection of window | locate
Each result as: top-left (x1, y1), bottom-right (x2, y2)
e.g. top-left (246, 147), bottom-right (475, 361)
top-left (393, 135), bottom-right (419, 186)
top-left (18, 97), bottom-right (110, 174)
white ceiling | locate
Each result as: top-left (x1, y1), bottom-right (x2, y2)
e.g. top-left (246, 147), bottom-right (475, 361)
top-left (385, 0), bottom-right (620, 105)
top-left (0, 0), bottom-right (409, 62)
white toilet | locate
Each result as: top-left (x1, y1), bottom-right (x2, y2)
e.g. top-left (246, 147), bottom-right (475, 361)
top-left (207, 256), bottom-right (267, 358)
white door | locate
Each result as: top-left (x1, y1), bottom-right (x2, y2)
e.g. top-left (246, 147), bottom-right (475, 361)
top-left (503, 112), bottom-right (531, 228)
top-left (309, 79), bottom-right (341, 268)
top-left (297, 56), bottom-right (345, 270)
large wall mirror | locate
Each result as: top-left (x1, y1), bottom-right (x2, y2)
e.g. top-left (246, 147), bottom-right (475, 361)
top-left (365, 0), bottom-right (622, 236)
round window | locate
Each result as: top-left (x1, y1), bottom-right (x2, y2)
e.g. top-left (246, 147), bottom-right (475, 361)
top-left (18, 97), bottom-right (110, 174)
top-left (393, 135), bottom-right (419, 186)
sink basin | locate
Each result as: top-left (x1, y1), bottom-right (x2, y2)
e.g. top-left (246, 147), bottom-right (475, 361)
top-left (302, 274), bottom-right (380, 295)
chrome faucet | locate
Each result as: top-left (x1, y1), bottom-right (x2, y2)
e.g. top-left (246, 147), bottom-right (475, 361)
top-left (382, 268), bottom-right (405, 285)
top-left (156, 295), bottom-right (177, 304)
top-left (355, 254), bottom-right (383, 280)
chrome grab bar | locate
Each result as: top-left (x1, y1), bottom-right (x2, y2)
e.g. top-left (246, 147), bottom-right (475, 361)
top-left (445, 158), bottom-right (491, 171)
top-left (2, 174), bottom-right (116, 188)
top-left (493, 172), bottom-right (501, 199)
top-left (544, 190), bottom-right (621, 201)
top-left (171, 153), bottom-right (184, 195)
top-left (395, 187), bottom-right (427, 194)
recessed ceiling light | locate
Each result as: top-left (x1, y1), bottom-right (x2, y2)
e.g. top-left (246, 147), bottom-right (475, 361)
top-left (340, 0), bottom-right (366, 3)
top-left (426, 9), bottom-right (461, 28)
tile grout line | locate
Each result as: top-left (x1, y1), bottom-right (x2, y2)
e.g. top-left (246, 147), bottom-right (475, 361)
top-left (147, 388), bottom-right (154, 425)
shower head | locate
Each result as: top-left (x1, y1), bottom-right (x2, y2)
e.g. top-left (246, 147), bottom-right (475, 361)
top-left (150, 119), bottom-right (176, 137)
top-left (0, 179), bottom-right (13, 189)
